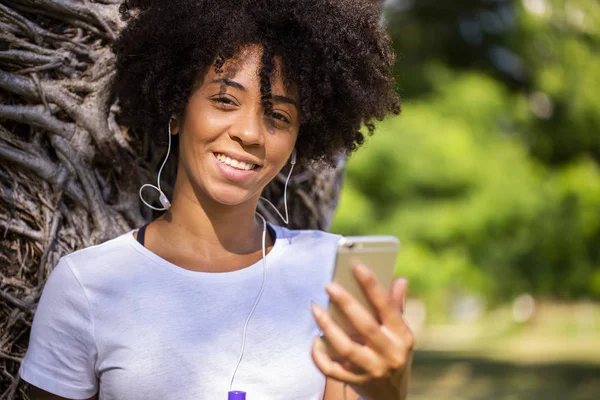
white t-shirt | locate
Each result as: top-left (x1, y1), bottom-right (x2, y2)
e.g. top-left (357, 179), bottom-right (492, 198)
top-left (19, 224), bottom-right (341, 399)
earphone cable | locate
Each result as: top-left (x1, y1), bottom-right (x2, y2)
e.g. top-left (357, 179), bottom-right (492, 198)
top-left (259, 158), bottom-right (294, 224)
top-left (139, 121), bottom-right (173, 211)
top-left (229, 213), bottom-right (269, 392)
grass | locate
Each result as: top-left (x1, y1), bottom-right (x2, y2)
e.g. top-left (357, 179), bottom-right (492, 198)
top-left (406, 301), bottom-right (600, 399)
top-left (409, 352), bottom-right (600, 400)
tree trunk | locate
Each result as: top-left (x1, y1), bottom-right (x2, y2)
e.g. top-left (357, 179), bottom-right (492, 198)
top-left (0, 1), bottom-right (347, 397)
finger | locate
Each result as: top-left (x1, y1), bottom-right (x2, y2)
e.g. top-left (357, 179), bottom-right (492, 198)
top-left (378, 281), bottom-right (415, 359)
top-left (391, 277), bottom-right (408, 315)
top-left (389, 277), bottom-right (414, 339)
top-left (311, 336), bottom-right (370, 385)
top-left (352, 264), bottom-right (405, 332)
top-left (325, 282), bottom-right (395, 355)
top-left (311, 304), bottom-right (380, 372)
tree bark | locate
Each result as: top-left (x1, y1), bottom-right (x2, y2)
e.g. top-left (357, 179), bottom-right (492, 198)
top-left (0, 2), bottom-right (347, 397)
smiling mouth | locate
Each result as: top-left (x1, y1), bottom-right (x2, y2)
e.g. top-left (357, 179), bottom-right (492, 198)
top-left (214, 153), bottom-right (258, 171)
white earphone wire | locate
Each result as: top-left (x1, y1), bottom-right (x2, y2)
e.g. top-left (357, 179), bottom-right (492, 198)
top-left (139, 120), bottom-right (173, 211)
top-left (259, 150), bottom-right (296, 224)
top-left (229, 212), bottom-right (268, 392)
top-left (228, 151), bottom-right (296, 392)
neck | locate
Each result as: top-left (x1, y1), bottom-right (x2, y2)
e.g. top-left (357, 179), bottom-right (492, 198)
top-left (155, 181), bottom-right (267, 258)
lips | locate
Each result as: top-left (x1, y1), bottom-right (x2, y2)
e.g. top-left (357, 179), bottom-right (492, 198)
top-left (212, 152), bottom-right (260, 183)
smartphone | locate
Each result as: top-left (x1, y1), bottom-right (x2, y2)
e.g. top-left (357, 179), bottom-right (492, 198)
top-left (323, 236), bottom-right (400, 354)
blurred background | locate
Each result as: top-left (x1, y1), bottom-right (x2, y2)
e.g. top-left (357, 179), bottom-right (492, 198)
top-left (331, 0), bottom-right (600, 398)
top-left (0, 0), bottom-right (598, 398)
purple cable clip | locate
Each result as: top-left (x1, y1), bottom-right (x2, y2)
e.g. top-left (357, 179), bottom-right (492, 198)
top-left (228, 390), bottom-right (246, 400)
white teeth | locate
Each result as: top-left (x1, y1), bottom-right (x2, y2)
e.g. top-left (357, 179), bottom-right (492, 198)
top-left (215, 153), bottom-right (256, 171)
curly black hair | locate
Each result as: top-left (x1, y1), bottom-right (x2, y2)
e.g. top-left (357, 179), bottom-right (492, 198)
top-left (112, 0), bottom-right (400, 165)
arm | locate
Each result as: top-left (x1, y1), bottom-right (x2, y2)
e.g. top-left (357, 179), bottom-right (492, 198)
top-left (323, 378), bottom-right (360, 400)
top-left (19, 258), bottom-right (98, 399)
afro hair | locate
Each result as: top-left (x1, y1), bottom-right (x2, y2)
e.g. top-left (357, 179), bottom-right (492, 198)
top-left (112, 0), bottom-right (400, 165)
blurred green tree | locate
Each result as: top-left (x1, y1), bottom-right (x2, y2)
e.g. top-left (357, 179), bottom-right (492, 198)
top-left (332, 0), bottom-right (600, 312)
top-left (385, 0), bottom-right (600, 163)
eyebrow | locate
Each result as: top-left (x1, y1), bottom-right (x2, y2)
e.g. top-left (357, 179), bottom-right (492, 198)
top-left (211, 78), bottom-right (298, 108)
top-left (272, 95), bottom-right (298, 108)
top-left (212, 78), bottom-right (245, 91)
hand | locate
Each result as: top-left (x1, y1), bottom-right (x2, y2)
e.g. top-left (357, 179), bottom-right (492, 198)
top-left (310, 264), bottom-right (414, 400)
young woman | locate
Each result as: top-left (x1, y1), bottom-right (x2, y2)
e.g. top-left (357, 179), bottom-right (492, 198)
top-left (19, 1), bottom-right (412, 399)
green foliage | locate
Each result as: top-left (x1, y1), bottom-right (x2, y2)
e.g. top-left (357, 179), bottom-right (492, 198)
top-left (513, 0), bottom-right (600, 163)
top-left (330, 0), bottom-right (600, 312)
top-left (331, 0), bottom-right (600, 312)
top-left (331, 67), bottom-right (600, 308)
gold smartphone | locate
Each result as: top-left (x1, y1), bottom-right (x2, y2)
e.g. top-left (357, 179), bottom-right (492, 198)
top-left (324, 236), bottom-right (400, 354)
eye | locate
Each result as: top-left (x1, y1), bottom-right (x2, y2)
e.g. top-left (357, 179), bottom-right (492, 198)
top-left (269, 112), bottom-right (291, 124)
top-left (211, 97), bottom-right (237, 107)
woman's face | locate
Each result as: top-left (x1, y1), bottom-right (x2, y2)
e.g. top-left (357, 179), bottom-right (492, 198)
top-left (173, 44), bottom-right (300, 207)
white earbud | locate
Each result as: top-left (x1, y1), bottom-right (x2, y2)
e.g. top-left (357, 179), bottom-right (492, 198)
top-left (139, 119), bottom-right (174, 211)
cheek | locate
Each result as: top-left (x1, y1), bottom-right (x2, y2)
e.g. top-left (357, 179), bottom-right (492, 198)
top-left (179, 113), bottom-right (230, 157)
top-left (184, 112), bottom-right (225, 140)
top-left (201, 112), bottom-right (233, 132)
top-left (266, 135), bottom-right (297, 173)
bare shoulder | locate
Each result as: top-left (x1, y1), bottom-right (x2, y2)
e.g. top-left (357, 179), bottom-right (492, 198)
top-left (29, 385), bottom-right (98, 400)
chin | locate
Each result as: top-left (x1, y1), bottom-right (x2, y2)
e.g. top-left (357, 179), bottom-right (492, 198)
top-left (207, 185), bottom-right (256, 207)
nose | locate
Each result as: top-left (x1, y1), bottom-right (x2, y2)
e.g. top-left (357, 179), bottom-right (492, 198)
top-left (228, 111), bottom-right (265, 147)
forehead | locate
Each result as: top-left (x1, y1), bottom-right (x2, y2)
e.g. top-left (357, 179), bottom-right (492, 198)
top-left (201, 45), bottom-right (297, 97)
